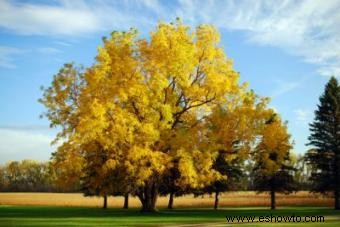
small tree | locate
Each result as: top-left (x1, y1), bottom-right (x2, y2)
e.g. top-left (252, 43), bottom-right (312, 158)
top-left (208, 152), bottom-right (243, 209)
top-left (158, 163), bottom-right (186, 209)
top-left (252, 116), bottom-right (296, 210)
top-left (80, 143), bottom-right (112, 209)
top-left (204, 91), bottom-right (273, 209)
top-left (306, 77), bottom-right (340, 209)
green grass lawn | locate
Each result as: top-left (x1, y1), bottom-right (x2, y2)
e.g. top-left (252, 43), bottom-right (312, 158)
top-left (0, 206), bottom-right (339, 226)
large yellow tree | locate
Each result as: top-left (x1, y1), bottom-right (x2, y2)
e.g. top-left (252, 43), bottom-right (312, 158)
top-left (40, 20), bottom-right (281, 212)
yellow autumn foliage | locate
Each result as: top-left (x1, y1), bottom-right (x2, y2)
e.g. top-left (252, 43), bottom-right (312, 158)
top-left (40, 20), bottom-right (292, 211)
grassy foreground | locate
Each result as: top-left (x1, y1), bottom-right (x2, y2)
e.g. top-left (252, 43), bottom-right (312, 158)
top-left (0, 206), bottom-right (339, 226)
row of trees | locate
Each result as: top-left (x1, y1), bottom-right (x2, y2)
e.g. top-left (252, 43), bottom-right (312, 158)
top-left (0, 160), bottom-right (53, 192)
top-left (0, 155), bottom-right (312, 192)
top-left (0, 160), bottom-right (78, 192)
top-left (0, 156), bottom-right (312, 208)
top-left (37, 21), bottom-right (339, 211)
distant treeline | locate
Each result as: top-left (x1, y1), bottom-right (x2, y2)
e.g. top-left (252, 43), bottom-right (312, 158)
top-left (0, 160), bottom-right (78, 192)
top-left (0, 156), bottom-right (311, 193)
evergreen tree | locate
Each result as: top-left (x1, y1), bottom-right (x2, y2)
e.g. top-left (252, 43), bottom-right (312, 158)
top-left (208, 151), bottom-right (243, 210)
top-left (306, 76), bottom-right (340, 209)
top-left (252, 154), bottom-right (297, 210)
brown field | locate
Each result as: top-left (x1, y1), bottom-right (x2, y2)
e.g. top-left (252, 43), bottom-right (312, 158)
top-left (0, 191), bottom-right (333, 208)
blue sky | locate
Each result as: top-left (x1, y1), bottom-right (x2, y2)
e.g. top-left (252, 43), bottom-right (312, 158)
top-left (0, 0), bottom-right (339, 163)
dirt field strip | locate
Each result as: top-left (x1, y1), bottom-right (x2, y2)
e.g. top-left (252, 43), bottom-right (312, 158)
top-left (0, 191), bottom-right (332, 208)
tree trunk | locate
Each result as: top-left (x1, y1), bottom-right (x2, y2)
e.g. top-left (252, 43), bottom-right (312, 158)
top-left (168, 192), bottom-right (174, 209)
top-left (138, 182), bottom-right (158, 212)
top-left (335, 189), bottom-right (340, 210)
top-left (270, 190), bottom-right (276, 210)
top-left (335, 155), bottom-right (340, 210)
top-left (214, 191), bottom-right (220, 210)
top-left (103, 195), bottom-right (107, 209)
top-left (123, 193), bottom-right (129, 209)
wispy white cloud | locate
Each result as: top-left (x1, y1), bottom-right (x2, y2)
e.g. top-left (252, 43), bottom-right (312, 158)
top-left (0, 127), bottom-right (55, 163)
top-left (0, 124), bottom-right (51, 131)
top-left (0, 46), bottom-right (24, 69)
top-left (0, 45), bottom-right (62, 69)
top-left (54, 41), bottom-right (73, 47)
top-left (0, 0), bottom-right (100, 35)
top-left (271, 80), bottom-right (300, 98)
top-left (174, 0), bottom-right (340, 77)
top-left (294, 109), bottom-right (313, 124)
top-left (271, 74), bottom-right (311, 97)
top-left (0, 0), bottom-right (156, 36)
top-left (37, 47), bottom-right (62, 54)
